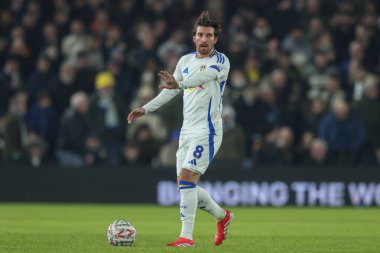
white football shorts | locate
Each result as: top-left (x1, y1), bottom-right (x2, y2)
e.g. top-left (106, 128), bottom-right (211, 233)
top-left (176, 133), bottom-right (222, 176)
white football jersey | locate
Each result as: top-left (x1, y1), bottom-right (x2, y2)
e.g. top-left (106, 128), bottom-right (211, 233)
top-left (143, 50), bottom-right (230, 136)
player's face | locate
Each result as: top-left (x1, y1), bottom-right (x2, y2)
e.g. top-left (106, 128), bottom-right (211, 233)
top-left (193, 26), bottom-right (218, 57)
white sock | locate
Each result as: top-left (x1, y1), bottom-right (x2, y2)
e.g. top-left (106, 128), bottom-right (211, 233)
top-left (197, 186), bottom-right (226, 221)
top-left (179, 181), bottom-right (198, 240)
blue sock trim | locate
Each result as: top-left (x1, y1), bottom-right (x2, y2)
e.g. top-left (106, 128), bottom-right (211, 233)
top-left (178, 180), bottom-right (196, 190)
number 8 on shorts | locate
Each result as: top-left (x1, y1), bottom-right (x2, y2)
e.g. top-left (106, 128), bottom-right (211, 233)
top-left (193, 145), bottom-right (204, 158)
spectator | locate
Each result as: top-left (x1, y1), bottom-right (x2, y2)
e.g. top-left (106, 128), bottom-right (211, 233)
top-left (157, 29), bottom-right (187, 64)
top-left (282, 25), bottom-right (312, 68)
top-left (26, 56), bottom-right (53, 101)
top-left (125, 21), bottom-right (158, 71)
top-left (215, 105), bottom-right (245, 161)
top-left (261, 126), bottom-right (297, 165)
top-left (307, 17), bottom-right (324, 43)
top-left (128, 85), bottom-right (168, 142)
top-left (104, 25), bottom-right (127, 63)
top-left (53, 10), bottom-right (70, 39)
top-left (267, 0), bottom-right (299, 40)
top-left (353, 82), bottom-right (380, 165)
top-left (61, 19), bottom-right (89, 66)
top-left (26, 131), bottom-right (47, 168)
top-left (131, 123), bottom-right (160, 165)
top-left (325, 73), bottom-right (346, 104)
top-left (2, 92), bottom-right (28, 162)
top-left (90, 9), bottom-right (111, 38)
top-left (234, 85), bottom-right (268, 156)
top-left (0, 57), bottom-right (23, 114)
top-left (56, 91), bottom-right (91, 167)
top-left (305, 51), bottom-right (337, 100)
top-left (9, 26), bottom-right (32, 74)
top-left (347, 65), bottom-right (377, 102)
top-left (86, 36), bottom-right (104, 71)
top-left (26, 91), bottom-right (58, 159)
top-left (244, 57), bottom-right (261, 84)
top-left (84, 134), bottom-right (107, 166)
top-left (114, 0), bottom-right (138, 32)
top-left (275, 50), bottom-right (301, 83)
top-left (301, 98), bottom-right (327, 152)
top-left (314, 32), bottom-right (336, 63)
top-left (159, 129), bottom-right (180, 168)
top-left (50, 62), bottom-right (79, 115)
top-left (40, 23), bottom-right (60, 69)
top-left (88, 71), bottom-right (126, 166)
top-left (123, 141), bottom-right (141, 165)
top-left (341, 41), bottom-right (366, 80)
top-left (249, 17), bottom-right (272, 57)
top-left (307, 138), bottom-right (328, 165)
top-left (318, 98), bottom-right (364, 164)
top-left (73, 51), bottom-right (97, 93)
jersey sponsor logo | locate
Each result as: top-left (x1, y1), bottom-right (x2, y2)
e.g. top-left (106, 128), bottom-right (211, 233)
top-left (210, 64), bottom-right (222, 72)
top-left (183, 67), bottom-right (189, 74)
top-left (187, 85), bottom-right (205, 92)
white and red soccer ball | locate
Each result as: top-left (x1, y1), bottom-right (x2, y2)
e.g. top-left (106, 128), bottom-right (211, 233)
top-left (107, 220), bottom-right (136, 246)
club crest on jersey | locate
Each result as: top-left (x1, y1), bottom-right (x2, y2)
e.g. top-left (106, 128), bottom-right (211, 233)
top-left (200, 65), bottom-right (206, 71)
top-left (183, 67), bottom-right (189, 74)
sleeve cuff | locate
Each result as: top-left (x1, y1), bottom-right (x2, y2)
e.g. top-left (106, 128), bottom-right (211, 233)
top-left (178, 81), bottom-right (187, 90)
top-left (142, 106), bottom-right (149, 114)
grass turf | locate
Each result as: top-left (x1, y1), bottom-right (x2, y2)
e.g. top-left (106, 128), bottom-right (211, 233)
top-left (0, 203), bottom-right (379, 253)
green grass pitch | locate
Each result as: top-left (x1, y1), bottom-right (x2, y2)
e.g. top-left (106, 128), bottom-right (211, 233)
top-left (0, 203), bottom-right (379, 253)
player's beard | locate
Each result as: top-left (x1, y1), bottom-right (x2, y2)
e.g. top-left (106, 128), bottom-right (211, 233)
top-left (198, 44), bottom-right (213, 57)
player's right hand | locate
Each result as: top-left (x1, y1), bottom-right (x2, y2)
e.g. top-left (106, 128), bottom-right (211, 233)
top-left (127, 108), bottom-right (145, 124)
top-left (158, 71), bottom-right (179, 89)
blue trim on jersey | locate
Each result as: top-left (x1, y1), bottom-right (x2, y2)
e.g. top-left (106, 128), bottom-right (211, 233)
top-left (207, 98), bottom-right (215, 162)
top-left (219, 81), bottom-right (226, 110)
top-left (215, 52), bottom-right (225, 64)
top-left (178, 180), bottom-right (196, 190)
top-left (210, 65), bottom-right (221, 72)
top-left (219, 80), bottom-right (226, 93)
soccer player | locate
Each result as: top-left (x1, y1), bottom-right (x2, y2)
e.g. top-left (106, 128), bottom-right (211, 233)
top-left (128, 11), bottom-right (233, 247)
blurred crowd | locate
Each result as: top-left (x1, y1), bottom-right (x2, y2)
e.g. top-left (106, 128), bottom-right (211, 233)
top-left (0, 0), bottom-right (380, 168)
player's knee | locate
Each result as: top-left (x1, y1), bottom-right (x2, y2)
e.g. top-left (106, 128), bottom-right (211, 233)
top-left (178, 168), bottom-right (200, 183)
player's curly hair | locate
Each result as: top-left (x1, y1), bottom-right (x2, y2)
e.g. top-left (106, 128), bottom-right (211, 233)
top-left (192, 11), bottom-right (222, 37)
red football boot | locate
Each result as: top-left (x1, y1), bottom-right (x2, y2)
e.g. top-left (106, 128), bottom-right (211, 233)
top-left (214, 210), bottom-right (234, 246)
top-left (166, 237), bottom-right (195, 247)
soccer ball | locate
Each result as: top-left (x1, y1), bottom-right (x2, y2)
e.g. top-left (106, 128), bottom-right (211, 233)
top-left (107, 220), bottom-right (136, 246)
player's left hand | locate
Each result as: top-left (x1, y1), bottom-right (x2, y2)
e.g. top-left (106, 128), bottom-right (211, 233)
top-left (158, 71), bottom-right (179, 89)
